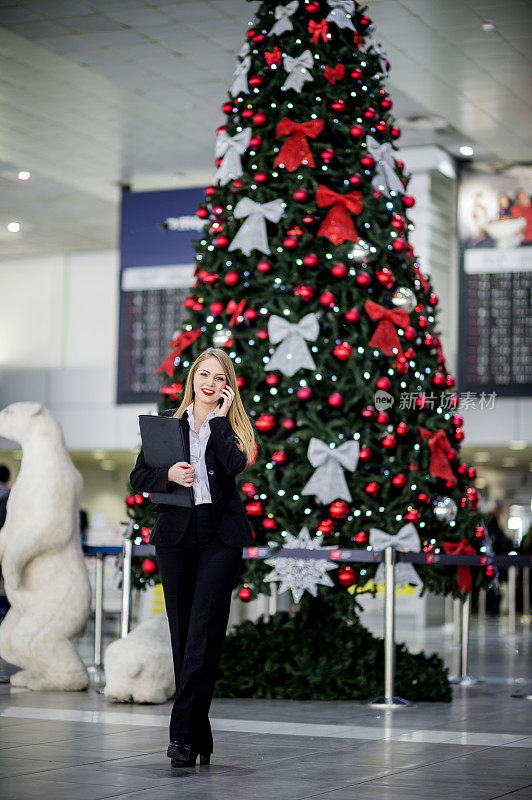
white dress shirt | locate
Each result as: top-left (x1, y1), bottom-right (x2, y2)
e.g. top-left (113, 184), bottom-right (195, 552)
top-left (185, 401), bottom-right (216, 504)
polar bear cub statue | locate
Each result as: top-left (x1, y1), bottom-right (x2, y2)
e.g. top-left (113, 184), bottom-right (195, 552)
top-left (104, 613), bottom-right (175, 704)
top-left (0, 402), bottom-right (91, 690)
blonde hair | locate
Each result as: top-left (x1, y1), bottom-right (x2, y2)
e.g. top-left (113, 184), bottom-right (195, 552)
top-left (171, 348), bottom-right (256, 461)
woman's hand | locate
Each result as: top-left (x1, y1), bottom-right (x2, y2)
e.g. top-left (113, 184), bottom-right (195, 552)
top-left (168, 461), bottom-right (195, 486)
top-left (214, 385), bottom-right (235, 417)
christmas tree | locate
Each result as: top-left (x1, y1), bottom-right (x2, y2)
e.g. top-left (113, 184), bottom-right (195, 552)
top-left (125, 0), bottom-right (489, 701)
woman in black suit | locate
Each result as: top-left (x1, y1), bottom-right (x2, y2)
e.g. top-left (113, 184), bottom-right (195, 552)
top-left (129, 348), bottom-right (256, 767)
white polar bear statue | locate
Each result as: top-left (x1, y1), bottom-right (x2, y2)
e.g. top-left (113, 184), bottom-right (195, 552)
top-left (104, 613), bottom-right (175, 704)
top-left (0, 402), bottom-right (91, 690)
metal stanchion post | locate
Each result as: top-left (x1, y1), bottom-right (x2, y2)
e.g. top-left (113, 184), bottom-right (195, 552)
top-left (121, 538), bottom-right (133, 638)
top-left (451, 594), bottom-right (477, 685)
top-left (368, 547), bottom-right (414, 708)
top-left (522, 568), bottom-right (531, 625)
top-left (508, 566), bottom-right (517, 635)
top-left (87, 552), bottom-right (106, 688)
top-left (478, 589), bottom-right (486, 625)
top-left (453, 597), bottom-right (461, 647)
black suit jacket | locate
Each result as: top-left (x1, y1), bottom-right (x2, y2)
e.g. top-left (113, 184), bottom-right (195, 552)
top-left (129, 408), bottom-right (255, 548)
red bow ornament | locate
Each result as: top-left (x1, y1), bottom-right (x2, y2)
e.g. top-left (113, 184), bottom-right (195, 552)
top-left (308, 18), bottom-right (329, 43)
top-left (264, 46), bottom-right (281, 68)
top-left (155, 328), bottom-right (202, 377)
top-left (324, 64), bottom-right (345, 84)
top-left (419, 426), bottom-right (456, 485)
top-left (274, 117), bottom-right (325, 171)
top-left (226, 299), bottom-right (246, 326)
top-left (443, 539), bottom-right (477, 594)
top-left (364, 299), bottom-right (410, 358)
top-left (316, 184), bottom-right (363, 245)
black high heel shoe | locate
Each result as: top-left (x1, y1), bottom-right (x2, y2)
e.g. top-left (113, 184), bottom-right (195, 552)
top-left (167, 740), bottom-right (211, 766)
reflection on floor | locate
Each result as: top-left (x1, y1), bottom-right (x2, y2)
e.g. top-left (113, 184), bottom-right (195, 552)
top-left (0, 617), bottom-right (531, 800)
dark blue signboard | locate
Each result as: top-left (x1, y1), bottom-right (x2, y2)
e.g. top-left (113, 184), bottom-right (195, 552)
top-left (117, 186), bottom-right (205, 404)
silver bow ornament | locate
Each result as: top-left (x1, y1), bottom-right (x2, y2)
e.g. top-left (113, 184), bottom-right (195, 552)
top-left (230, 54), bottom-right (251, 96)
top-left (265, 313), bottom-right (319, 377)
top-left (238, 41), bottom-right (250, 58)
top-left (366, 136), bottom-right (404, 197)
top-left (369, 523), bottom-right (423, 588)
top-left (282, 50), bottom-right (314, 92)
top-left (366, 25), bottom-right (389, 73)
top-left (215, 128), bottom-right (251, 186)
top-left (269, 0), bottom-right (299, 35)
top-left (301, 438), bottom-right (359, 504)
top-left (326, 0), bottom-right (355, 30)
top-left (228, 197), bottom-right (285, 256)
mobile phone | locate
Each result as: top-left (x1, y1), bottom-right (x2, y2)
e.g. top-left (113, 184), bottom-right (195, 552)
top-left (217, 396), bottom-right (224, 408)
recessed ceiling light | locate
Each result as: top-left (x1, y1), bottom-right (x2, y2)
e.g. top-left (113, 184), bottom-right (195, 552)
top-left (7, 222), bottom-right (20, 233)
top-left (501, 456), bottom-right (517, 468)
top-left (91, 449), bottom-right (107, 459)
top-left (460, 145), bottom-right (474, 157)
top-left (17, 171), bottom-right (31, 180)
top-left (509, 440), bottom-right (527, 450)
top-left (474, 451), bottom-right (491, 463)
top-left (481, 22), bottom-right (495, 32)
top-left (101, 459), bottom-right (116, 471)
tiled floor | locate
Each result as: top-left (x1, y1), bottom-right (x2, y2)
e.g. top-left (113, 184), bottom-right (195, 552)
top-left (0, 617), bottom-right (531, 800)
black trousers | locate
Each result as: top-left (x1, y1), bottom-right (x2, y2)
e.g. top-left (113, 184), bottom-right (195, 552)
top-left (155, 503), bottom-right (242, 753)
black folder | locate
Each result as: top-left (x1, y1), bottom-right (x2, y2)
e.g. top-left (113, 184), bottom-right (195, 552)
top-left (138, 414), bottom-right (193, 507)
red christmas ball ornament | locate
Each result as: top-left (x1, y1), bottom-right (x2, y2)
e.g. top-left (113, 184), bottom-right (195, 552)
top-left (256, 328), bottom-right (268, 340)
top-left (392, 473), bottom-right (407, 488)
top-left (333, 342), bottom-right (352, 361)
top-left (215, 156), bottom-right (223, 168)
top-left (466, 487), bottom-right (479, 510)
top-left (382, 434), bottom-right (397, 449)
top-left (350, 123), bottom-right (365, 140)
top-left (256, 413), bottom-right (275, 432)
top-left (281, 418), bottom-right (295, 431)
top-left (455, 427), bottom-right (465, 441)
top-left (391, 213), bottom-right (406, 231)
top-left (210, 301), bottom-right (224, 315)
top-left (297, 387), bottom-right (313, 401)
top-left (331, 262), bottom-right (347, 278)
top-left (321, 147), bottom-right (336, 163)
top-left (320, 291), bottom-right (336, 307)
top-left (404, 326), bottom-right (416, 341)
top-left (356, 271), bottom-right (372, 287)
top-left (468, 466), bottom-right (477, 480)
top-left (246, 28), bottom-right (256, 39)
top-left (295, 284), bottom-right (315, 302)
top-left (249, 135), bottom-right (262, 149)
top-left (486, 565), bottom-right (497, 579)
top-left (354, 530), bottom-right (368, 545)
top-left (476, 525), bottom-right (487, 539)
top-left (361, 406), bottom-right (377, 421)
top-left (252, 32), bottom-right (264, 43)
top-left (359, 14), bottom-right (372, 27)
top-left (293, 188), bottom-right (308, 202)
top-left (364, 109), bottom-right (377, 123)
top-left (272, 450), bottom-right (287, 465)
top-left (390, 124), bottom-right (401, 139)
top-left (263, 517), bottom-right (277, 531)
top-left (255, 171), bottom-right (268, 183)
top-left (376, 376), bottom-right (391, 391)
top-left (305, 0), bottom-right (321, 12)
top-left (360, 154), bottom-right (374, 168)
top-left (265, 374), bottom-right (280, 387)
top-left (216, 125), bottom-right (226, 136)
top-left (184, 296), bottom-right (196, 309)
top-left (141, 558), bottom-right (157, 575)
top-left (338, 566), bottom-right (357, 587)
top-left (241, 108), bottom-right (254, 119)
top-left (230, 179), bottom-right (244, 191)
top-left (396, 421), bottom-right (408, 436)
top-left (417, 493), bottom-right (430, 504)
top-left (283, 236), bottom-right (298, 250)
top-left (236, 376), bottom-right (245, 390)
top-left (212, 204), bottom-right (223, 216)
top-left (214, 234), bottom-right (229, 249)
top-left (392, 237), bottom-right (406, 252)
top-left (205, 185), bottom-right (216, 197)
top-left (140, 526), bottom-right (151, 543)
top-left (126, 494), bottom-right (135, 507)
top-left (396, 159), bottom-right (404, 171)
top-left (192, 301), bottom-right (203, 311)
top-left (246, 500), bottom-right (264, 516)
top-left (374, 120), bottom-right (388, 136)
top-left (330, 99), bottom-right (346, 112)
top-left (242, 482), bottom-right (257, 497)
top-left (196, 206), bottom-right (208, 219)
top-left (350, 67), bottom-right (363, 80)
top-left (380, 96), bottom-right (393, 110)
top-left (404, 508), bottom-right (420, 523)
top-left (348, 172), bottom-right (364, 188)
top-left (134, 493), bottom-right (144, 506)
top-left (359, 447), bottom-right (372, 462)
top-left (330, 500), bottom-right (349, 519)
top-left (328, 392), bottom-right (343, 408)
top-left (224, 270), bottom-right (240, 286)
top-left (303, 252), bottom-right (319, 268)
top-left (433, 371), bottom-right (446, 387)
top-left (302, 214), bottom-right (317, 226)
top-left (404, 348), bottom-right (415, 360)
top-left (222, 101), bottom-right (233, 115)
top-left (402, 194), bottom-right (416, 208)
top-left (238, 586), bottom-right (252, 602)
top-left (345, 308), bottom-right (360, 323)
top-left (376, 267), bottom-right (394, 288)
top-left (429, 292), bottom-right (439, 306)
top-left (244, 308), bottom-right (257, 321)
top-left (318, 518), bottom-right (334, 535)
top-left (377, 411), bottom-right (389, 424)
top-left (257, 259), bottom-right (272, 274)
top-left (446, 375), bottom-right (456, 388)
top-left (252, 111), bottom-right (267, 126)
top-left (248, 75), bottom-right (262, 88)
top-left (365, 481), bottom-right (380, 497)
top-left (458, 462), bottom-right (468, 476)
